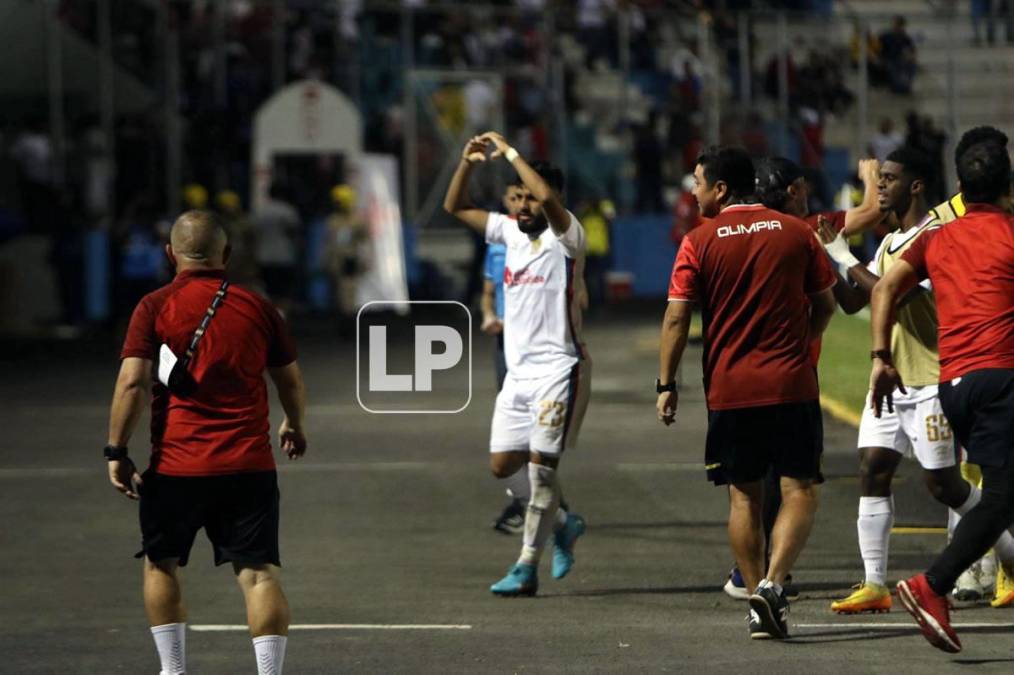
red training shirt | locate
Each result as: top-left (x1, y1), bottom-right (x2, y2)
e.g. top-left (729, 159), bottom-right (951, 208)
top-left (121, 269), bottom-right (298, 476)
top-left (901, 204), bottom-right (1014, 381)
top-left (669, 204), bottom-right (836, 410)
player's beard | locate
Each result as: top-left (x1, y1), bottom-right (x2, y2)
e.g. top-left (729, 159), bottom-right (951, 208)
top-left (517, 212), bottom-right (548, 235)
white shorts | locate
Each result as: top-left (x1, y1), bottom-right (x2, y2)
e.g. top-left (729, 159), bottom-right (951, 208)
top-left (857, 385), bottom-right (956, 470)
top-left (489, 359), bottom-right (591, 456)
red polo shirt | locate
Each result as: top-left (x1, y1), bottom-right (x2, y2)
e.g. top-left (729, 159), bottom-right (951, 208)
top-left (901, 204), bottom-right (1014, 381)
top-left (121, 269), bottom-right (297, 476)
top-left (669, 204), bottom-right (836, 410)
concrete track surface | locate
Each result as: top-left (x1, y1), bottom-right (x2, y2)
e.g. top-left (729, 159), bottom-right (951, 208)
top-left (3, 308), bottom-right (1012, 674)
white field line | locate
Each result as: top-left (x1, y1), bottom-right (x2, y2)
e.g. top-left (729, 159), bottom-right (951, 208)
top-left (0, 461), bottom-right (435, 479)
top-left (797, 622), bottom-right (1014, 629)
top-left (190, 624), bottom-right (472, 632)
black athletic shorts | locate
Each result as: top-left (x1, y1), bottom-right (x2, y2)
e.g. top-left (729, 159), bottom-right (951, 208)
top-left (136, 470), bottom-right (280, 567)
top-left (705, 400), bottom-right (824, 486)
top-left (939, 368), bottom-right (1014, 469)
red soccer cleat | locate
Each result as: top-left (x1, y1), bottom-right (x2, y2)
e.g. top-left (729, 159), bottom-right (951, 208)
top-left (897, 574), bottom-right (962, 653)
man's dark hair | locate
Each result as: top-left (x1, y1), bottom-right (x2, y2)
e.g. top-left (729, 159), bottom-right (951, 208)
top-left (885, 145), bottom-right (934, 184)
top-left (697, 146), bottom-right (755, 200)
top-left (755, 156), bottom-right (803, 209)
top-left (510, 160), bottom-right (565, 193)
top-left (954, 126), bottom-right (1008, 165)
top-left (956, 142), bottom-right (1011, 204)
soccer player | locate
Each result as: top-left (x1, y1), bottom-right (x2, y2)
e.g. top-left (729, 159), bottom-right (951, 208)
top-left (848, 126), bottom-right (1012, 605)
top-left (444, 132), bottom-right (590, 596)
top-left (659, 146), bottom-right (837, 639)
top-left (817, 147), bottom-right (1014, 614)
top-left (871, 141), bottom-right (1014, 652)
top-left (717, 155), bottom-right (884, 601)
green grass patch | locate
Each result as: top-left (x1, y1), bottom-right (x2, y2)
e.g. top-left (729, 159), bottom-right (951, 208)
top-left (818, 310), bottom-right (872, 415)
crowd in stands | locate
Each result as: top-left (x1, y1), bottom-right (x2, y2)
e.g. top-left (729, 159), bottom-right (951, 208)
top-left (0, 0), bottom-right (948, 329)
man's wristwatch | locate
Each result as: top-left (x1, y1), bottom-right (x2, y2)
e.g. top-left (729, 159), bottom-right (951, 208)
top-left (104, 445), bottom-right (129, 461)
top-left (870, 349), bottom-right (893, 363)
top-left (656, 379), bottom-right (676, 394)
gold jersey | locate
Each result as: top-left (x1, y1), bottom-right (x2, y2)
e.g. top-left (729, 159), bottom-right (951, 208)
top-left (928, 193), bottom-right (966, 225)
top-left (874, 218), bottom-right (940, 387)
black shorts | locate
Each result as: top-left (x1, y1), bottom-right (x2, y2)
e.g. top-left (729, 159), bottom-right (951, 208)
top-left (705, 400), bottom-right (824, 486)
top-left (939, 369), bottom-right (1014, 469)
top-left (136, 470), bottom-right (280, 567)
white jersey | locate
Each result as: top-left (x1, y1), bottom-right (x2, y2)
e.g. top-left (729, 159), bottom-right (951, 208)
top-left (486, 211), bottom-right (586, 379)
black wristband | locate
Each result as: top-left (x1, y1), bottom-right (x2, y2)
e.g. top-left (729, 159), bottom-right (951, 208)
top-left (656, 379), bottom-right (676, 394)
top-left (104, 445), bottom-right (128, 461)
top-left (870, 349), bottom-right (893, 363)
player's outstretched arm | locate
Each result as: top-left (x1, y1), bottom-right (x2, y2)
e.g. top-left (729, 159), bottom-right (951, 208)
top-left (479, 131), bottom-right (571, 236)
top-left (843, 158), bottom-right (887, 236)
top-left (817, 216), bottom-right (873, 312)
top-left (443, 137), bottom-right (490, 234)
top-left (869, 261), bottom-right (918, 416)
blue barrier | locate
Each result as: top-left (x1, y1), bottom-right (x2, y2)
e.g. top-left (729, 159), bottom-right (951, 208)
top-left (84, 229), bottom-right (110, 321)
top-left (610, 214), bottom-right (677, 298)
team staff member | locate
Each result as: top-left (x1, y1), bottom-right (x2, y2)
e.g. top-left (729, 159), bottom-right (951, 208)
top-left (718, 154), bottom-right (884, 602)
top-left (106, 210), bottom-right (308, 675)
top-left (871, 141), bottom-right (1014, 653)
top-left (658, 146), bottom-right (837, 640)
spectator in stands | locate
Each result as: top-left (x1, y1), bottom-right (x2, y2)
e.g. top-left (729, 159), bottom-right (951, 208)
top-left (634, 110), bottom-right (666, 213)
top-left (254, 182), bottom-right (302, 312)
top-left (577, 0), bottom-right (617, 69)
top-left (216, 190), bottom-right (261, 290)
top-left (579, 197), bottom-right (614, 307)
top-left (879, 16), bottom-right (917, 95)
top-left (10, 117), bottom-right (54, 233)
top-left (868, 118), bottom-right (904, 163)
top-left (971, 0), bottom-right (1014, 45)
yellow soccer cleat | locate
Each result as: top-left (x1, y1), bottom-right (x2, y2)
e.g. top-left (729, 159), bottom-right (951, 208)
top-left (831, 582), bottom-right (892, 614)
top-left (991, 563), bottom-right (1014, 608)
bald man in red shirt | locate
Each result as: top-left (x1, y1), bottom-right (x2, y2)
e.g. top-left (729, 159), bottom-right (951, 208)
top-left (106, 210), bottom-right (307, 675)
top-left (871, 142), bottom-right (1014, 653)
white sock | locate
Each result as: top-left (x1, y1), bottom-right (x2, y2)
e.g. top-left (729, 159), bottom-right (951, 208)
top-left (519, 463), bottom-right (561, 566)
top-left (554, 505), bottom-right (568, 529)
top-left (857, 496), bottom-right (894, 586)
top-left (758, 578), bottom-right (783, 596)
top-left (150, 623), bottom-right (186, 675)
top-left (253, 635), bottom-right (287, 675)
top-left (503, 466), bottom-right (530, 502)
top-left (947, 507), bottom-right (961, 543)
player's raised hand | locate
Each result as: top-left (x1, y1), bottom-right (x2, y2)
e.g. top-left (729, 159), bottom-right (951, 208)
top-left (858, 158), bottom-right (880, 185)
top-left (462, 136), bottom-right (488, 164)
top-left (657, 390), bottom-right (678, 426)
top-left (816, 214), bottom-right (837, 245)
top-left (479, 131), bottom-right (511, 159)
top-left (869, 360), bottom-right (906, 417)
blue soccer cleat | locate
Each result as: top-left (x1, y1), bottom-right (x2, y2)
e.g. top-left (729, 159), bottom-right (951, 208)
top-left (490, 563), bottom-right (538, 597)
top-left (552, 513), bottom-right (586, 579)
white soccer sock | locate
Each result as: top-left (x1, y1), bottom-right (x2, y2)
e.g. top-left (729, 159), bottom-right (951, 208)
top-left (956, 485), bottom-right (1014, 563)
top-left (519, 463), bottom-right (561, 566)
top-left (503, 466), bottom-right (530, 502)
top-left (150, 623), bottom-right (186, 675)
top-left (857, 496), bottom-right (894, 587)
top-left (554, 505), bottom-right (568, 529)
top-left (253, 635), bottom-right (287, 675)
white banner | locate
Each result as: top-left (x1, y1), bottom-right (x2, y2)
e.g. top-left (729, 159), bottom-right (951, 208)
top-left (355, 154), bottom-right (409, 313)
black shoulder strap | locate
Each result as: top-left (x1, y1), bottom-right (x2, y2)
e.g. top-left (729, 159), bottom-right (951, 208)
top-left (179, 279), bottom-right (229, 370)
